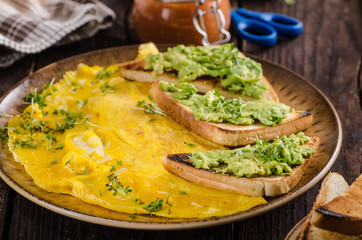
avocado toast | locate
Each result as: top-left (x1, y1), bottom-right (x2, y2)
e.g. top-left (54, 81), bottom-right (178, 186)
top-left (163, 133), bottom-right (319, 197)
top-left (119, 44), bottom-right (279, 102)
top-left (150, 80), bottom-right (312, 146)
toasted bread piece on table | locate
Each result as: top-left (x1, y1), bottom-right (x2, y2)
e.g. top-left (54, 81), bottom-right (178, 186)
top-left (162, 137), bottom-right (319, 197)
top-left (311, 174), bottom-right (362, 236)
top-left (150, 81), bottom-right (312, 147)
top-left (119, 56), bottom-right (279, 102)
top-left (299, 173), bottom-right (362, 239)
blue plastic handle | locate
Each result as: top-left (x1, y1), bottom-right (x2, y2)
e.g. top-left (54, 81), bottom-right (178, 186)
top-left (236, 7), bottom-right (303, 38)
top-left (231, 11), bottom-right (278, 47)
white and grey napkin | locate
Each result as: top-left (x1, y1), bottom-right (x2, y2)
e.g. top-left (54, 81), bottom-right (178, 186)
top-left (0, 0), bottom-right (115, 67)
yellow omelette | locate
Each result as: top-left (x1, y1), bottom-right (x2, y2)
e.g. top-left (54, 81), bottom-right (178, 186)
top-left (6, 62), bottom-right (266, 219)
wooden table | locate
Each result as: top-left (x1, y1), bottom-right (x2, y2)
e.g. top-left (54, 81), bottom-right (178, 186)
top-left (0, 0), bottom-right (361, 239)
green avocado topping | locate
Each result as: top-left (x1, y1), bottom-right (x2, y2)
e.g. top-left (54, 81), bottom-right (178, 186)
top-left (145, 44), bottom-right (267, 99)
top-left (190, 132), bottom-right (315, 177)
top-left (159, 81), bottom-right (291, 126)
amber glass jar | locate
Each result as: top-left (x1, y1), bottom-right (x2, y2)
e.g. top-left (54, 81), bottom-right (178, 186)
top-left (132, 0), bottom-right (231, 45)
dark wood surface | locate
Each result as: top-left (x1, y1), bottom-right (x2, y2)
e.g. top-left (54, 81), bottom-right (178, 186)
top-left (0, 0), bottom-right (361, 239)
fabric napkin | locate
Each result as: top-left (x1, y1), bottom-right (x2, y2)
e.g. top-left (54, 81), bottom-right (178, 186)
top-left (0, 0), bottom-right (115, 67)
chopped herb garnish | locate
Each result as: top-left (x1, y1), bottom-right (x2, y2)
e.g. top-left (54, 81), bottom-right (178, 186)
top-left (25, 88), bottom-right (52, 110)
top-left (178, 191), bottom-right (187, 194)
top-left (100, 164), bottom-right (133, 196)
top-left (50, 157), bottom-right (58, 165)
top-left (13, 138), bottom-right (37, 149)
top-left (46, 133), bottom-right (57, 150)
top-left (0, 127), bottom-right (9, 143)
top-left (134, 97), bottom-right (166, 116)
top-left (103, 173), bottom-right (133, 196)
top-left (129, 211), bottom-right (139, 219)
top-left (139, 193), bottom-right (171, 213)
top-left (110, 164), bottom-right (116, 172)
top-left (184, 142), bottom-right (196, 148)
top-left (97, 67), bottom-right (112, 80)
top-left (54, 144), bottom-right (64, 150)
top-left (100, 82), bottom-right (114, 94)
top-left (76, 99), bottom-right (88, 109)
top-left (76, 168), bottom-right (89, 175)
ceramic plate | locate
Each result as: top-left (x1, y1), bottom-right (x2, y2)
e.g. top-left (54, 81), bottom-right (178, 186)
top-left (0, 45), bottom-right (342, 230)
top-left (285, 217), bottom-right (307, 239)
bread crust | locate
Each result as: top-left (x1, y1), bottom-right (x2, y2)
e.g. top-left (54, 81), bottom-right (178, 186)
top-left (299, 173), bottom-right (362, 239)
top-left (150, 80), bottom-right (312, 147)
top-left (119, 56), bottom-right (279, 102)
top-left (311, 174), bottom-right (362, 235)
top-left (299, 172), bottom-right (350, 239)
top-left (162, 137), bottom-right (319, 197)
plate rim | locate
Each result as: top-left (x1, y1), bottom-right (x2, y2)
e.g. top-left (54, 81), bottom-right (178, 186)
top-left (0, 45), bottom-right (342, 230)
top-left (284, 216), bottom-right (307, 239)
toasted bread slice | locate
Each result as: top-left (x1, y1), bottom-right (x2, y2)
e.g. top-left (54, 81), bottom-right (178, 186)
top-left (299, 173), bottom-right (350, 239)
top-left (162, 137), bottom-right (319, 197)
top-left (119, 56), bottom-right (279, 102)
top-left (150, 81), bottom-right (312, 147)
top-left (311, 174), bottom-right (362, 236)
top-left (299, 173), bottom-right (362, 239)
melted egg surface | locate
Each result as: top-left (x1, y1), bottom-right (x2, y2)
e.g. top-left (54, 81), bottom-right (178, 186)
top-left (7, 64), bottom-right (266, 218)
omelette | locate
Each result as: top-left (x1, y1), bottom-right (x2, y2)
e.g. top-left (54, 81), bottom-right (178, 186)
top-left (5, 63), bottom-right (266, 219)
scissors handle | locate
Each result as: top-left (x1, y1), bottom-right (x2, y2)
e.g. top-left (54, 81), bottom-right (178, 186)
top-left (231, 11), bottom-right (277, 47)
top-left (236, 7), bottom-right (303, 38)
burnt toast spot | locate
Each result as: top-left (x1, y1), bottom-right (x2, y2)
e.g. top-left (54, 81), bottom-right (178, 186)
top-left (302, 111), bottom-right (312, 117)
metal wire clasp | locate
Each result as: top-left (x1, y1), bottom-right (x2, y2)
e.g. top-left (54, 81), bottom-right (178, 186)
top-left (193, 0), bottom-right (231, 46)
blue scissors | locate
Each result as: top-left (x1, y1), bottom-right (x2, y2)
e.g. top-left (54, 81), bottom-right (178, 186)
top-left (231, 7), bottom-right (303, 47)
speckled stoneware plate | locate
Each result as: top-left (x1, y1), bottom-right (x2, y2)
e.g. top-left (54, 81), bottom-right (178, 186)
top-left (285, 217), bottom-right (307, 239)
top-left (0, 45), bottom-right (342, 230)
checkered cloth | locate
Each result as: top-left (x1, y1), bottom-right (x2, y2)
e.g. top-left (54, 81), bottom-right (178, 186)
top-left (0, 0), bottom-right (115, 67)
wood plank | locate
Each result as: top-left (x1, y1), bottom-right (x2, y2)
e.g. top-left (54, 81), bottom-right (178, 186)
top-left (0, 181), bottom-right (15, 240)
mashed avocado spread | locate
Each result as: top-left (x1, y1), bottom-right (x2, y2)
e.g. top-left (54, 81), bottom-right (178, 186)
top-left (145, 44), bottom-right (267, 99)
top-left (159, 81), bottom-right (291, 126)
top-left (190, 132), bottom-right (315, 177)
